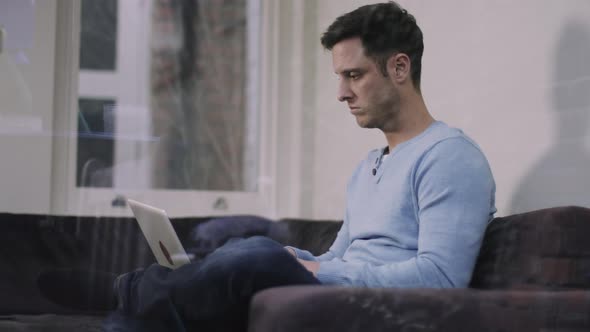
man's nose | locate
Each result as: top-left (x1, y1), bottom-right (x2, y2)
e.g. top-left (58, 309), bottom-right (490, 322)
top-left (337, 81), bottom-right (353, 102)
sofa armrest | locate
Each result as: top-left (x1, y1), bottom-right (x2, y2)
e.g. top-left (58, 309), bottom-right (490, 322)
top-left (248, 286), bottom-right (590, 332)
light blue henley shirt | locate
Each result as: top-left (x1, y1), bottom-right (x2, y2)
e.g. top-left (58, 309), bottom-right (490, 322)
top-left (291, 121), bottom-right (496, 288)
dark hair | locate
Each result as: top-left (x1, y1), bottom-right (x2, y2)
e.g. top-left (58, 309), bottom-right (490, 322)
top-left (321, 1), bottom-right (424, 90)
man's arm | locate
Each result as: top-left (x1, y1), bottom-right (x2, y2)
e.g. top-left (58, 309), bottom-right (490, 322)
top-left (312, 139), bottom-right (496, 287)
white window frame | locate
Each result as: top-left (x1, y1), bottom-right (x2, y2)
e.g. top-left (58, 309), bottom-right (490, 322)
top-left (50, 0), bottom-right (299, 218)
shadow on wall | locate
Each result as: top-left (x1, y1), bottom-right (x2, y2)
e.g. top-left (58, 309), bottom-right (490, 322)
top-left (510, 20), bottom-right (590, 214)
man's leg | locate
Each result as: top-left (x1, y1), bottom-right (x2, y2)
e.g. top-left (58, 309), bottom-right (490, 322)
top-left (114, 236), bottom-right (320, 329)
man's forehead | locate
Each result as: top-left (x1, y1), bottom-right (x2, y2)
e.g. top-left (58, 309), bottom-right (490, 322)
top-left (331, 38), bottom-right (370, 73)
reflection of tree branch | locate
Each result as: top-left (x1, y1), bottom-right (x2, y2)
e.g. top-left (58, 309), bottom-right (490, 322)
top-left (190, 0), bottom-right (246, 189)
top-left (179, 0), bottom-right (198, 189)
top-left (151, 0), bottom-right (247, 190)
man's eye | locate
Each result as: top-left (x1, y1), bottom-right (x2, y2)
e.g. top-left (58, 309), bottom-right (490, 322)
top-left (349, 73), bottom-right (360, 80)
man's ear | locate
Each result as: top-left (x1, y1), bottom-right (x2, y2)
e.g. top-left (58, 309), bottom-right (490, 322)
top-left (386, 53), bottom-right (411, 83)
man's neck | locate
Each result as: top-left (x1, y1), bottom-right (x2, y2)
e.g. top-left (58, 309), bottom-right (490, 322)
top-left (383, 96), bottom-right (434, 151)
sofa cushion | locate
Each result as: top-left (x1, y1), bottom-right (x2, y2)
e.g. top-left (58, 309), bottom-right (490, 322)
top-left (249, 286), bottom-right (590, 332)
top-left (470, 206), bottom-right (590, 289)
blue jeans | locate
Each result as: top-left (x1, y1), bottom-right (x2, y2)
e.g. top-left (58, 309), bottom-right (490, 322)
top-left (102, 236), bottom-right (320, 332)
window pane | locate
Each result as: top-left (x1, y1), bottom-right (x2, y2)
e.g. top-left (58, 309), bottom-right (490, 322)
top-left (79, 0), bottom-right (117, 70)
top-left (76, 98), bottom-right (115, 187)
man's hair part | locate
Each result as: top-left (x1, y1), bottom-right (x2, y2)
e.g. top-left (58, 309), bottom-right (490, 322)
top-left (321, 1), bottom-right (424, 90)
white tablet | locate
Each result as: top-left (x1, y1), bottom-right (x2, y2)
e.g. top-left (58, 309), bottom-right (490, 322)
top-left (127, 199), bottom-right (191, 269)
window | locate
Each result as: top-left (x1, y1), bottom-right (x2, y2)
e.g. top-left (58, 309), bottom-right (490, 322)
top-left (53, 0), bottom-right (270, 217)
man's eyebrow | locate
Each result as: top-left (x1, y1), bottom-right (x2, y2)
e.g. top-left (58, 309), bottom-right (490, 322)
top-left (335, 68), bottom-right (363, 75)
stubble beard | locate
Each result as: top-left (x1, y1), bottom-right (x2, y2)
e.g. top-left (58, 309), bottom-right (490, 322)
top-left (360, 87), bottom-right (401, 132)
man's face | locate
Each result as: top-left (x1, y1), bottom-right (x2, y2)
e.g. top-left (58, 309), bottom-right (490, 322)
top-left (332, 37), bottom-right (401, 131)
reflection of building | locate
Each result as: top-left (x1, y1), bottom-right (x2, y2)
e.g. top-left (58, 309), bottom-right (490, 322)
top-left (151, 0), bottom-right (250, 191)
top-left (510, 20), bottom-right (590, 214)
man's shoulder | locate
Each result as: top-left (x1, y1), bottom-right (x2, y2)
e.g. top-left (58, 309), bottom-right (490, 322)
top-left (419, 122), bottom-right (484, 157)
top-left (415, 128), bottom-right (493, 183)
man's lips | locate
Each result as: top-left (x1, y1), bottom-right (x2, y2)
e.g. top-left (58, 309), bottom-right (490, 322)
top-left (349, 107), bottom-right (362, 115)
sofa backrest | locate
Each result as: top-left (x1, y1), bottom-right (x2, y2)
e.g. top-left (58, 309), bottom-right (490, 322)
top-left (470, 206), bottom-right (590, 290)
top-left (0, 213), bottom-right (336, 315)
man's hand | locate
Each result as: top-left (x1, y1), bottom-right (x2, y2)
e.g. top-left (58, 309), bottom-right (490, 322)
top-left (285, 247), bottom-right (297, 257)
top-left (284, 247), bottom-right (319, 275)
top-left (297, 259), bottom-right (320, 276)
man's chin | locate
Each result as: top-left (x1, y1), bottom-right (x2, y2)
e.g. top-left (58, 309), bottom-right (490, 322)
top-left (355, 119), bottom-right (375, 129)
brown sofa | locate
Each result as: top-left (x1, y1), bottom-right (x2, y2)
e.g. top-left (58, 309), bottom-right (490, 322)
top-left (249, 206), bottom-right (590, 332)
top-left (1, 206), bottom-right (589, 331)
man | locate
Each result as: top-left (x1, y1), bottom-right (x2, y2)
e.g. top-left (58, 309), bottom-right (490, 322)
top-left (288, 1), bottom-right (496, 288)
top-left (42, 2), bottom-right (495, 331)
